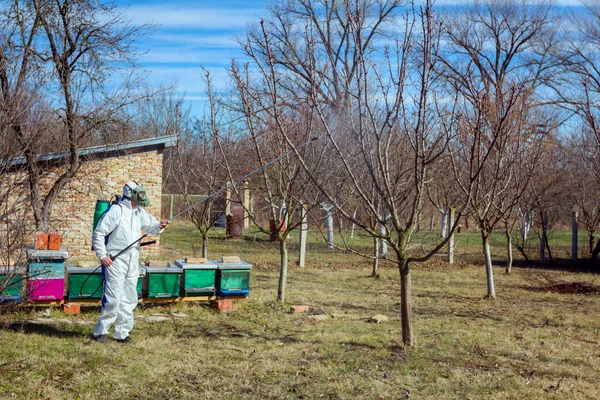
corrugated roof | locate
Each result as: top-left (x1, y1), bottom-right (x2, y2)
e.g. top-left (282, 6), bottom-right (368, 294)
top-left (6, 135), bottom-right (178, 167)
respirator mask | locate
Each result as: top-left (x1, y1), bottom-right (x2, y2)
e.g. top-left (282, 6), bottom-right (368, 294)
top-left (123, 181), bottom-right (150, 207)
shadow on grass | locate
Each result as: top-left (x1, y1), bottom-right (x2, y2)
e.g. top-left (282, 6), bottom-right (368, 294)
top-left (1, 321), bottom-right (89, 338)
top-left (172, 321), bottom-right (326, 345)
top-left (493, 257), bottom-right (600, 274)
top-left (413, 305), bottom-right (505, 322)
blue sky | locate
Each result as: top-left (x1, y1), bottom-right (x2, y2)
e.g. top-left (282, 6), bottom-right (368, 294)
top-left (115, 0), bottom-right (585, 118)
top-left (115, 0), bottom-right (267, 117)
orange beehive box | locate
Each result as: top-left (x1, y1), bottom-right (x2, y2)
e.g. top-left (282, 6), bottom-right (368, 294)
top-left (48, 233), bottom-right (61, 250)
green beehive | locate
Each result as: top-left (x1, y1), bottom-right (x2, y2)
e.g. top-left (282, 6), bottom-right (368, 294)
top-left (216, 260), bottom-right (252, 297)
top-left (173, 260), bottom-right (218, 297)
top-left (144, 265), bottom-right (181, 298)
top-left (0, 266), bottom-right (25, 301)
top-left (67, 265), bottom-right (103, 300)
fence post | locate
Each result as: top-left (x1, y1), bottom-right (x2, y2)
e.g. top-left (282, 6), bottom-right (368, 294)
top-left (572, 210), bottom-right (578, 263)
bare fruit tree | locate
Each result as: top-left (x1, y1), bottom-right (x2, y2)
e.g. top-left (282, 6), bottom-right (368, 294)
top-left (235, 0), bottom-right (471, 346)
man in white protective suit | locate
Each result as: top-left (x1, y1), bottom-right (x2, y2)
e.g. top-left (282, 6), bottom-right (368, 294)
top-left (92, 181), bottom-right (169, 344)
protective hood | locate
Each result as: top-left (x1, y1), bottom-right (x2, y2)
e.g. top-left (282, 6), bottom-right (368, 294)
top-left (123, 181), bottom-right (150, 207)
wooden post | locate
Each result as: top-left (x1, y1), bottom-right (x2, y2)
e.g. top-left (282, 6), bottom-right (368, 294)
top-left (299, 203), bottom-right (307, 267)
top-left (447, 207), bottom-right (455, 264)
top-left (572, 210), bottom-right (578, 263)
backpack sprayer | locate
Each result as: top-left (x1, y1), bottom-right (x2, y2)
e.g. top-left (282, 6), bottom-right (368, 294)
top-left (79, 137), bottom-right (319, 299)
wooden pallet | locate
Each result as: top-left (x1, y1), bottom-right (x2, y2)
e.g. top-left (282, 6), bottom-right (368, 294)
top-left (20, 296), bottom-right (246, 307)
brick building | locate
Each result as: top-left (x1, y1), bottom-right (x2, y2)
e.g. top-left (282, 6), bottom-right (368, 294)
top-left (6, 135), bottom-right (177, 259)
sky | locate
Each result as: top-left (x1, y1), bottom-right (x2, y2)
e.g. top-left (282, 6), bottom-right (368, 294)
top-left (115, 0), bottom-right (267, 117)
top-left (115, 0), bottom-right (587, 118)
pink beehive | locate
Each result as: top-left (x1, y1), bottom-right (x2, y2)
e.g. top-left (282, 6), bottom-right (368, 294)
top-left (28, 278), bottom-right (64, 301)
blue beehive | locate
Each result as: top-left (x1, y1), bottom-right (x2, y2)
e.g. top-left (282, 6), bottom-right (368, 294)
top-left (216, 260), bottom-right (252, 297)
top-left (27, 246), bottom-right (68, 279)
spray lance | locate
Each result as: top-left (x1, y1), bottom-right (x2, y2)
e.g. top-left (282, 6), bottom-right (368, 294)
top-left (80, 136), bottom-right (319, 298)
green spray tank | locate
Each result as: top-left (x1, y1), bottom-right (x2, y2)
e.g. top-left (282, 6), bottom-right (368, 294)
top-left (92, 200), bottom-right (110, 231)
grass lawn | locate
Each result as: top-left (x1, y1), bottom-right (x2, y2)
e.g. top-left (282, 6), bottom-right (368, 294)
top-left (1, 222), bottom-right (599, 399)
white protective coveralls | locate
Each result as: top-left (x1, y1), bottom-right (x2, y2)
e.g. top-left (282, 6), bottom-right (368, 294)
top-left (92, 197), bottom-right (160, 340)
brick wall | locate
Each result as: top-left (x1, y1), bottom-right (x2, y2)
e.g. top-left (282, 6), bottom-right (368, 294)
top-left (6, 148), bottom-right (164, 260)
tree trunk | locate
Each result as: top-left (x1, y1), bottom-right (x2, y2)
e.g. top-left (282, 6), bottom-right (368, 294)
top-left (589, 230), bottom-right (595, 256)
top-left (326, 212), bottom-right (334, 249)
top-left (481, 232), bottom-right (496, 298)
top-left (372, 236), bottom-right (379, 277)
top-left (399, 257), bottom-right (413, 346)
top-left (277, 238), bottom-right (288, 302)
top-left (201, 235), bottom-right (208, 259)
top-left (505, 230), bottom-right (513, 275)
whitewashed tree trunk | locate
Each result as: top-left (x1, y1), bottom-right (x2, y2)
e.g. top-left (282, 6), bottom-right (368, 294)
top-left (438, 207), bottom-right (448, 238)
top-left (378, 222), bottom-right (388, 257)
top-left (298, 203), bottom-right (307, 267)
top-left (521, 209), bottom-right (532, 241)
top-left (321, 203), bottom-right (334, 249)
top-left (447, 208), bottom-right (455, 264)
top-left (481, 232), bottom-right (496, 298)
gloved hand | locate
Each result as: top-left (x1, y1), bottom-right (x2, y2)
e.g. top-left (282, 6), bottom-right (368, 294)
top-left (159, 220), bottom-right (169, 229)
top-left (100, 256), bottom-right (113, 267)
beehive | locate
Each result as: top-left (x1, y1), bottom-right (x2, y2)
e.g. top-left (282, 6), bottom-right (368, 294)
top-left (216, 260), bottom-right (252, 297)
top-left (173, 259), bottom-right (218, 297)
